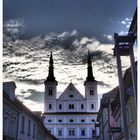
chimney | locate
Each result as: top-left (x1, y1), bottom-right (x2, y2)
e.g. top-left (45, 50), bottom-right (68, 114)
top-left (3, 81), bottom-right (16, 101)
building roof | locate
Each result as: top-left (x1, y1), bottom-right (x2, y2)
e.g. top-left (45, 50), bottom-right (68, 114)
top-left (102, 86), bottom-right (119, 98)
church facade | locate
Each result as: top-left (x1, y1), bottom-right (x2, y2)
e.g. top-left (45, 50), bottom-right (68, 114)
top-left (43, 52), bottom-right (98, 140)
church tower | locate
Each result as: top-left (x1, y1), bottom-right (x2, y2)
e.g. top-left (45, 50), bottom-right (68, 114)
top-left (44, 52), bottom-right (58, 113)
top-left (84, 51), bottom-right (98, 112)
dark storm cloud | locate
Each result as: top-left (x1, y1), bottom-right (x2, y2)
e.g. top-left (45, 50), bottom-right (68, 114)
top-left (97, 81), bottom-right (111, 88)
top-left (16, 78), bottom-right (42, 85)
top-left (3, 31), bottom-right (116, 74)
top-left (3, 0), bottom-right (136, 40)
top-left (23, 89), bottom-right (44, 103)
top-left (3, 30), bottom-right (128, 96)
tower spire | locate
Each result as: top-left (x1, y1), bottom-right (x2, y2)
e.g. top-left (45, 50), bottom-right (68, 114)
top-left (86, 51), bottom-right (95, 81)
top-left (46, 52), bottom-right (56, 82)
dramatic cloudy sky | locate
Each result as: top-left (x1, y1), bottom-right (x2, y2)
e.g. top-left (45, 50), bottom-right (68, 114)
top-left (3, 0), bottom-right (137, 111)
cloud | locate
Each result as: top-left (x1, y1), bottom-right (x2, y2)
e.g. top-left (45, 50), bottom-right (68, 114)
top-left (3, 18), bottom-right (25, 39)
top-left (24, 89), bottom-right (44, 103)
top-left (119, 17), bottom-right (132, 29)
top-left (103, 34), bottom-right (114, 42)
top-left (3, 30), bottom-right (131, 111)
top-left (121, 20), bottom-right (126, 25)
top-left (119, 31), bottom-right (128, 35)
top-left (22, 99), bottom-right (44, 111)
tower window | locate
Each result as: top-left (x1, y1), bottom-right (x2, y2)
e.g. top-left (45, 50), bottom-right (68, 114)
top-left (59, 104), bottom-right (62, 109)
top-left (49, 104), bottom-right (52, 109)
top-left (90, 90), bottom-right (94, 95)
top-left (81, 104), bottom-right (84, 109)
top-left (48, 89), bottom-right (53, 95)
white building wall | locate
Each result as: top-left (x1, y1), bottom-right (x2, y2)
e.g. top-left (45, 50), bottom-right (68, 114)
top-left (44, 114), bottom-right (97, 139)
top-left (44, 82), bottom-right (98, 140)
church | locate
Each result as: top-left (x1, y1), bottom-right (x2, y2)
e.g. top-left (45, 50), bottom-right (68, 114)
top-left (43, 52), bottom-right (98, 140)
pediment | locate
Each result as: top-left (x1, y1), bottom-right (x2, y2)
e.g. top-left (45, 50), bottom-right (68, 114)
top-left (58, 83), bottom-right (85, 100)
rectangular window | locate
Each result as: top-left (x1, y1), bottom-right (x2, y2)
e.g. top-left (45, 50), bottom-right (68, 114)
top-left (33, 124), bottom-right (36, 138)
top-left (59, 104), bottom-right (62, 109)
top-left (21, 116), bottom-right (25, 133)
top-left (91, 104), bottom-right (94, 109)
top-left (28, 120), bottom-right (31, 136)
top-left (81, 104), bottom-right (84, 109)
top-left (69, 129), bottom-right (75, 136)
top-left (48, 88), bottom-right (53, 95)
top-left (90, 90), bottom-right (94, 95)
top-left (58, 129), bottom-right (62, 136)
top-left (11, 117), bottom-right (16, 137)
top-left (69, 104), bottom-right (74, 109)
top-left (72, 104), bottom-right (74, 109)
top-left (48, 104), bottom-right (52, 109)
top-left (92, 130), bottom-right (96, 137)
top-left (81, 129), bottom-right (86, 136)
